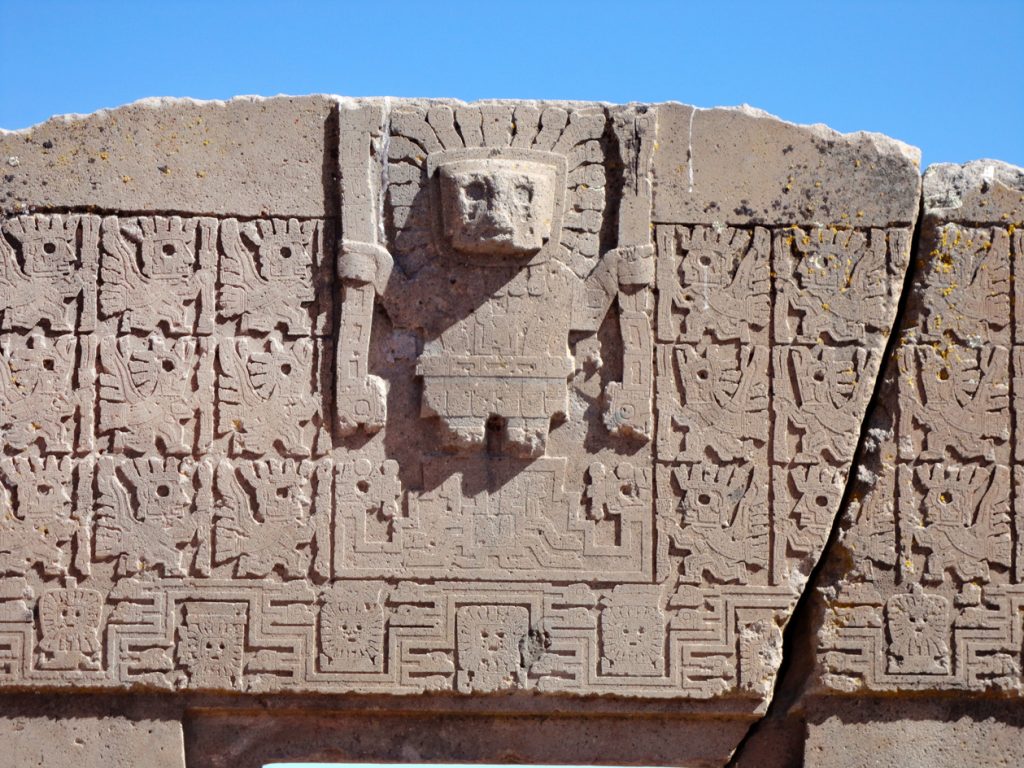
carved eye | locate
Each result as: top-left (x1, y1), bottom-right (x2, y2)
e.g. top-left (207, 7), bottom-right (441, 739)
top-left (937, 368), bottom-right (950, 381)
top-left (698, 253), bottom-right (712, 267)
top-left (43, 241), bottom-right (57, 255)
top-left (156, 485), bottom-right (171, 498)
top-left (697, 493), bottom-right (712, 506)
top-left (280, 363), bottom-right (292, 375)
top-left (161, 359), bottom-right (176, 373)
top-left (37, 484), bottom-right (52, 496)
top-left (42, 358), bottom-right (54, 371)
top-left (515, 184), bottom-right (533, 205)
top-left (939, 491), bottom-right (953, 505)
top-left (162, 243), bottom-right (176, 256)
top-left (695, 368), bottom-right (710, 381)
top-left (812, 369), bottom-right (826, 383)
top-left (466, 180), bottom-right (487, 202)
top-left (814, 495), bottom-right (830, 508)
top-left (280, 245), bottom-right (292, 259)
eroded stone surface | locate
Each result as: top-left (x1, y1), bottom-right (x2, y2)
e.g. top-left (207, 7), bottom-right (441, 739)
top-left (0, 97), bottom-right (919, 728)
top-left (0, 715), bottom-right (184, 768)
top-left (815, 160), bottom-right (1024, 694)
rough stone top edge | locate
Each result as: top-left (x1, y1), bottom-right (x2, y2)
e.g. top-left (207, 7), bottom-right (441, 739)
top-left (3, 93), bottom-right (921, 167)
top-left (923, 159), bottom-right (1024, 220)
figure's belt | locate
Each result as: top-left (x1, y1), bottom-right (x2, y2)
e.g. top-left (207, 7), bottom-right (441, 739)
top-left (416, 356), bottom-right (572, 378)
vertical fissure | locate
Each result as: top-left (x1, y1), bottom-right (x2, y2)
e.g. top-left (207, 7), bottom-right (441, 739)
top-left (727, 203), bottom-right (926, 766)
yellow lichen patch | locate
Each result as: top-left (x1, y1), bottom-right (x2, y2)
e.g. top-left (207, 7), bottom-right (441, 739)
top-left (99, 151), bottom-right (109, 161)
top-left (121, 175), bottom-right (133, 184)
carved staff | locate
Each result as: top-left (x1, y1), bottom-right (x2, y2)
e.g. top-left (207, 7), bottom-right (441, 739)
top-left (604, 109), bottom-right (657, 441)
top-left (335, 105), bottom-right (388, 437)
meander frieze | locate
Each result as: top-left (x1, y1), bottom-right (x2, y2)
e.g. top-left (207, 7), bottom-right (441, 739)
top-left (0, 98), bottom-right (926, 710)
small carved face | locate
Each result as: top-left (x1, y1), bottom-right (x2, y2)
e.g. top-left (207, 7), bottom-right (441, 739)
top-left (684, 484), bottom-right (727, 526)
top-left (141, 234), bottom-right (194, 277)
top-left (258, 233), bottom-right (309, 279)
top-left (135, 464), bottom-right (189, 522)
top-left (439, 159), bottom-right (556, 257)
top-left (600, 604), bottom-right (664, 673)
top-left (38, 588), bottom-right (102, 653)
top-left (682, 246), bottom-right (730, 287)
top-left (795, 248), bottom-right (842, 289)
top-left (22, 233), bottom-right (75, 276)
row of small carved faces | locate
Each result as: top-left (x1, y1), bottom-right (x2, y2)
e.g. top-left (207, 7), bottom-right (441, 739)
top-left (0, 214), bottom-right (328, 337)
top-left (1, 213), bottom-right (933, 345)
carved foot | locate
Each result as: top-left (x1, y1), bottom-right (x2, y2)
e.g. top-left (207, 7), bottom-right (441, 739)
top-left (506, 417), bottom-right (548, 458)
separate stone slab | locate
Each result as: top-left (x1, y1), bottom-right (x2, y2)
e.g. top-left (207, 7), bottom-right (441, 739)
top-left (804, 700), bottom-right (1024, 768)
top-left (0, 714), bottom-right (184, 768)
top-left (0, 96), bottom-right (919, 734)
top-left (814, 160), bottom-right (1024, 695)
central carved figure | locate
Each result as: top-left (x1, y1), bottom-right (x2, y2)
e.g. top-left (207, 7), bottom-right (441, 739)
top-left (336, 133), bottom-right (656, 458)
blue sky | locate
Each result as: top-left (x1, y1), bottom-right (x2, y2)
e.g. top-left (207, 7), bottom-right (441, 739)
top-left (1, 0), bottom-right (1021, 169)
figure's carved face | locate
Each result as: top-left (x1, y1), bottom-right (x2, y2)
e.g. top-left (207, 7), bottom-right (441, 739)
top-left (438, 159), bottom-right (556, 257)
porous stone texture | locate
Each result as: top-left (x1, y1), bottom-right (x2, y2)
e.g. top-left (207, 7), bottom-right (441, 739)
top-left (0, 714), bottom-right (184, 768)
top-left (799, 697), bottom-right (1024, 768)
top-left (9, 95), bottom-right (1021, 766)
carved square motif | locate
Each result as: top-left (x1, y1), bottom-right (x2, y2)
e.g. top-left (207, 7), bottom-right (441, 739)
top-left (907, 224), bottom-right (1010, 345)
top-left (774, 227), bottom-right (902, 345)
top-left (97, 335), bottom-right (213, 456)
top-left (216, 337), bottom-right (326, 458)
top-left (178, 602), bottom-right (247, 689)
top-left (0, 214), bottom-right (99, 333)
top-left (772, 345), bottom-right (878, 465)
top-left (456, 604), bottom-right (529, 692)
top-left (318, 583), bottom-right (386, 673)
top-left (218, 218), bottom-right (331, 336)
top-left (895, 344), bottom-right (1009, 465)
top-left (656, 343), bottom-right (769, 464)
top-left (0, 332), bottom-right (94, 455)
top-left (885, 585), bottom-right (950, 675)
top-left (100, 215), bottom-right (216, 335)
top-left (599, 603), bottom-right (665, 677)
top-left (655, 224), bottom-right (770, 345)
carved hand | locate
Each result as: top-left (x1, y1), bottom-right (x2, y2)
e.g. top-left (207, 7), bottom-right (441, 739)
top-left (338, 240), bottom-right (393, 293)
top-left (614, 243), bottom-right (656, 288)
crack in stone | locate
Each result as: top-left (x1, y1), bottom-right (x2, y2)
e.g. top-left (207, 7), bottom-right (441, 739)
top-left (726, 194), bottom-right (927, 768)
